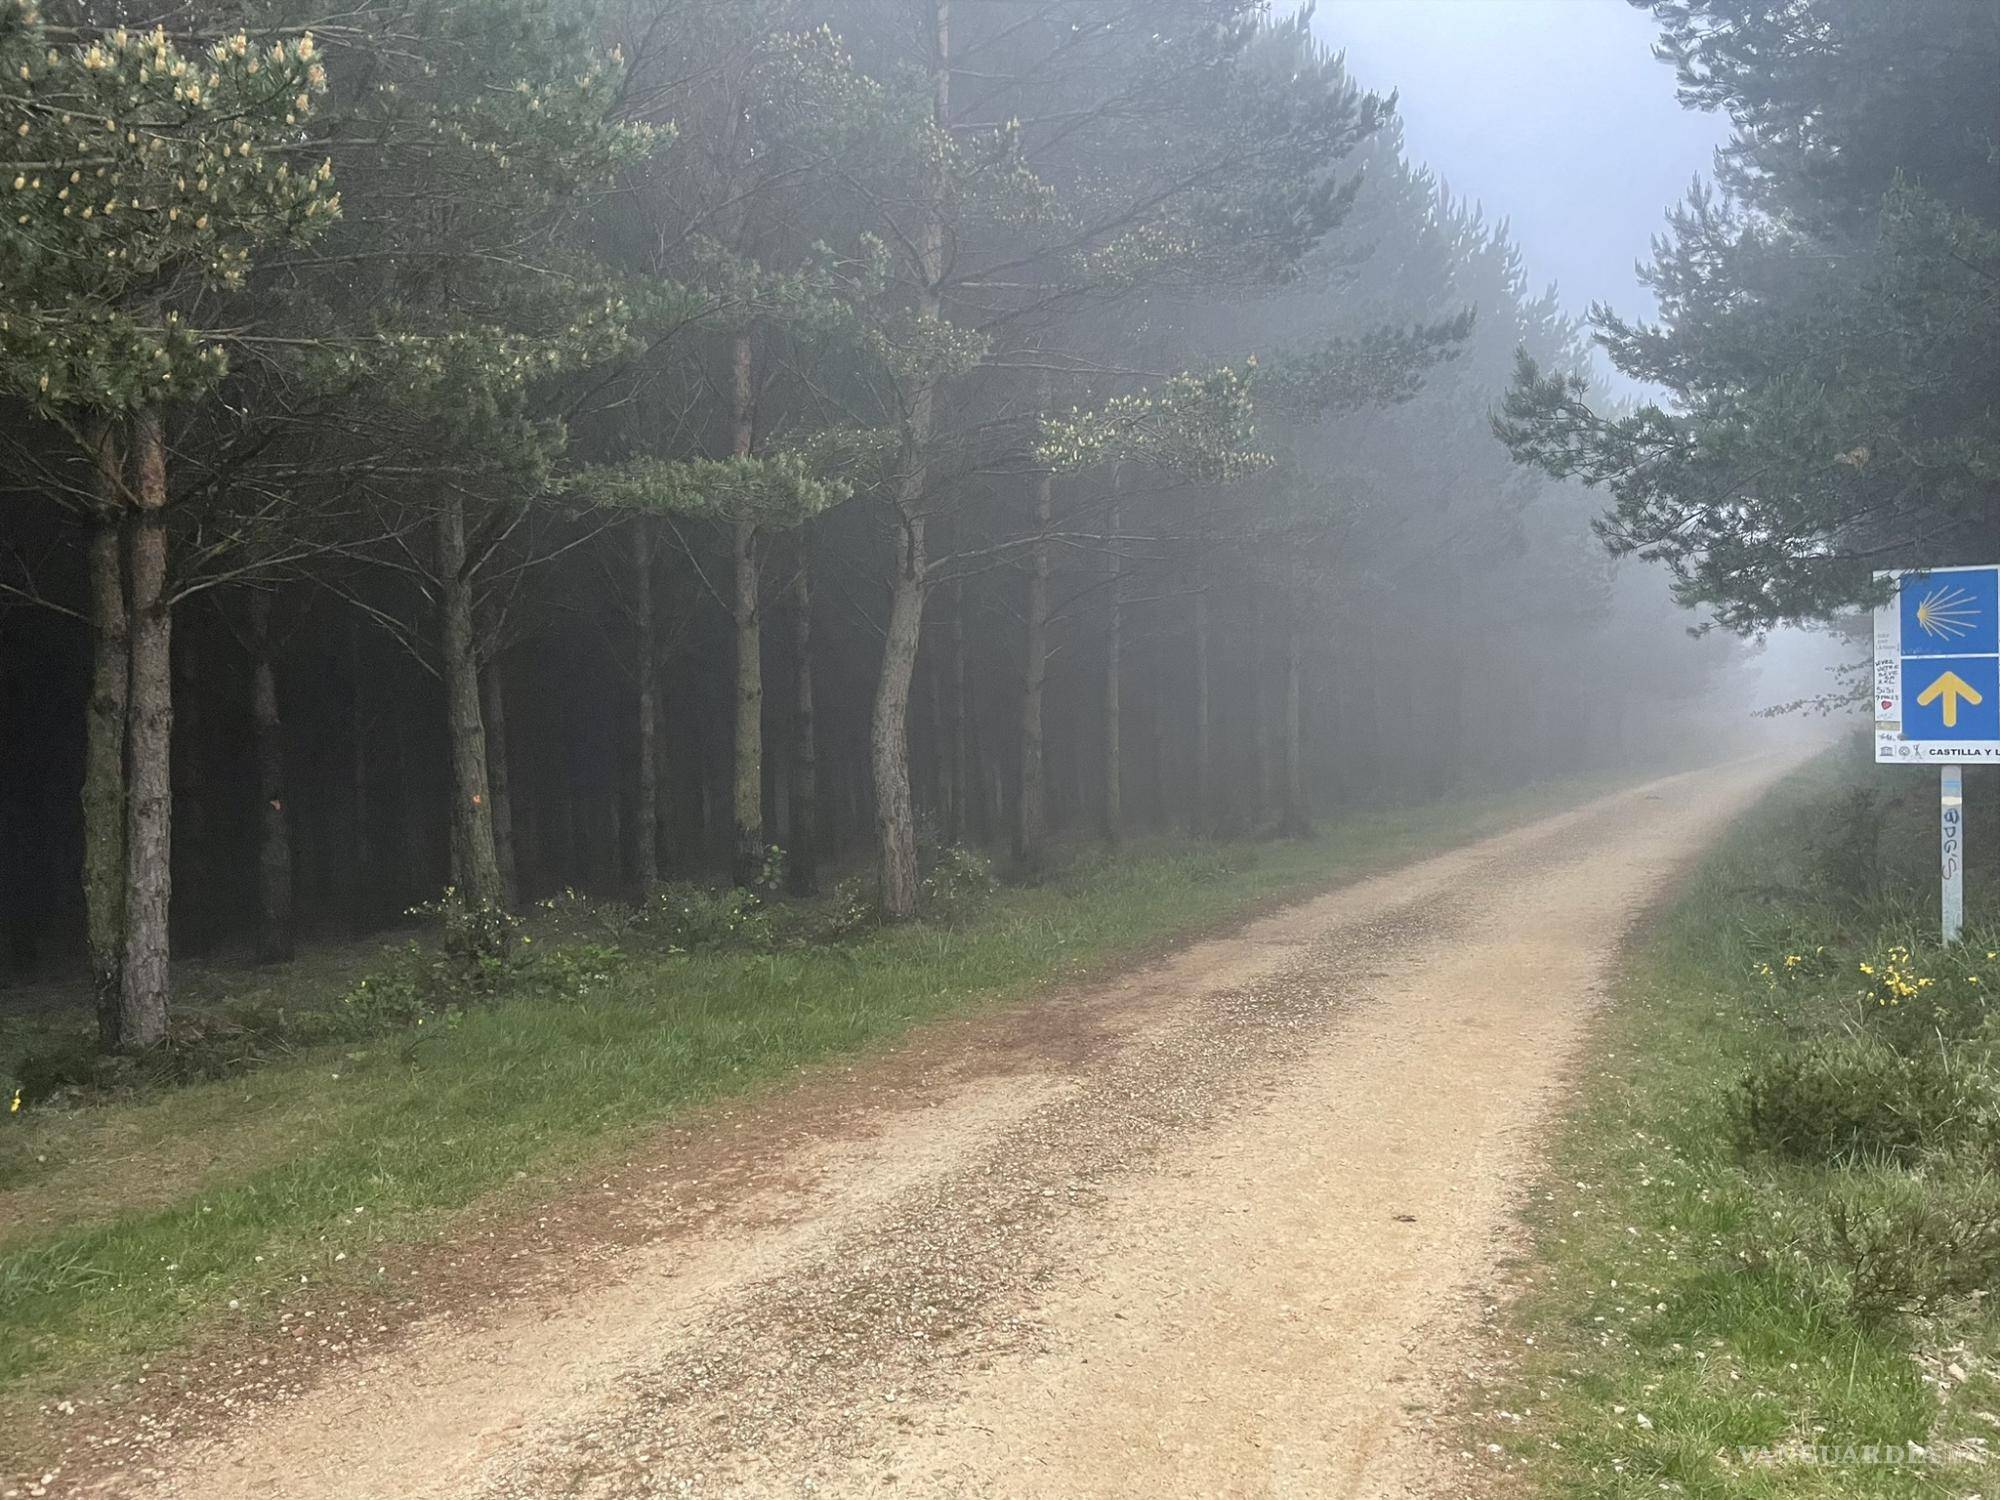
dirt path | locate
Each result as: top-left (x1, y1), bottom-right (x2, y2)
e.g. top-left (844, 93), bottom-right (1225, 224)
top-left (86, 763), bottom-right (1780, 1500)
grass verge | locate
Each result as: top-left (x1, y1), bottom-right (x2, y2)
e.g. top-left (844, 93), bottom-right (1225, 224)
top-left (1484, 747), bottom-right (2000, 1497)
top-left (1, 775), bottom-right (1612, 1437)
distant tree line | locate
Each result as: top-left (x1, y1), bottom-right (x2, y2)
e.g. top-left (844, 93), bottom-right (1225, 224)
top-left (0, 0), bottom-right (1734, 1051)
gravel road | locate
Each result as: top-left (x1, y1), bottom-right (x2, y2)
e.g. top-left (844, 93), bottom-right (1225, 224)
top-left (90, 762), bottom-right (1782, 1500)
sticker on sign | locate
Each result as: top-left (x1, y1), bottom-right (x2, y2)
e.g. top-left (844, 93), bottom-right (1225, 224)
top-left (1876, 565), bottom-right (2000, 762)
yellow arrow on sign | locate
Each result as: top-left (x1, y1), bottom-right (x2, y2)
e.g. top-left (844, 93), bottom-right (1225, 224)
top-left (1918, 670), bottom-right (1984, 728)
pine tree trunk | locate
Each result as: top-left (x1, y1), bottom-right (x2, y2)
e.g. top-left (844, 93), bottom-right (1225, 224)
top-left (652, 673), bottom-right (673, 877)
top-left (926, 640), bottom-right (948, 829)
top-left (632, 517), bottom-right (661, 892)
top-left (874, 514), bottom-right (927, 919)
top-left (1101, 478), bottom-right (1122, 844)
top-left (946, 579), bottom-right (968, 846)
top-left (346, 613), bottom-right (373, 929)
top-left (248, 590), bottom-right (294, 963)
top-left (788, 554), bottom-right (820, 896)
top-left (118, 407), bottom-right (172, 1051)
top-left (1015, 468), bottom-right (1053, 867)
top-left (1249, 586), bottom-right (1273, 827)
top-left (480, 652), bottom-right (519, 907)
top-left (731, 513), bottom-right (764, 886)
top-left (871, 0), bottom-right (947, 921)
top-left (435, 494), bottom-right (505, 909)
top-left (1191, 573), bottom-right (1213, 837)
top-left (82, 424), bottom-right (128, 1050)
top-left (729, 327), bottom-right (764, 887)
top-left (1279, 600), bottom-right (1312, 838)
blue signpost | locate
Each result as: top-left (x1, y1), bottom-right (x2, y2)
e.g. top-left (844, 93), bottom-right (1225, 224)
top-left (1876, 565), bottom-right (2000, 942)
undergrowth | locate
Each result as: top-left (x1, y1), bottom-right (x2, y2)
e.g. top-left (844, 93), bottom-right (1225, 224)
top-left (2, 846), bottom-right (996, 1113)
top-left (1487, 747), bottom-right (2000, 1497)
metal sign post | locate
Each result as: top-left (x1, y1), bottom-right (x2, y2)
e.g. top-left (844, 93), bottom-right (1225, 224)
top-left (1875, 566), bottom-right (2000, 945)
top-left (1943, 764), bottom-right (1965, 945)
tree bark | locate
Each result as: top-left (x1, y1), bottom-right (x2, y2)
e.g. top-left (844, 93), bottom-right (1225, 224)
top-left (248, 590), bottom-right (294, 963)
top-left (1249, 586), bottom-right (1273, 827)
top-left (118, 407), bottom-right (172, 1051)
top-left (480, 651), bottom-right (519, 907)
top-left (435, 493), bottom-right (506, 909)
top-left (82, 423), bottom-right (129, 1049)
top-left (1015, 467), bottom-right (1053, 868)
top-left (874, 514), bottom-right (927, 918)
top-left (788, 552), bottom-right (820, 896)
top-left (1101, 475), bottom-right (1123, 844)
top-left (632, 516), bottom-right (661, 892)
top-left (871, 0), bottom-right (948, 921)
top-left (1279, 597), bottom-right (1312, 837)
top-left (1191, 570), bottom-right (1213, 837)
top-left (926, 636), bottom-right (948, 827)
top-left (345, 613), bottom-right (374, 929)
top-left (731, 513), bottom-right (764, 886)
top-left (945, 578), bottom-right (968, 846)
top-left (729, 330), bottom-right (764, 887)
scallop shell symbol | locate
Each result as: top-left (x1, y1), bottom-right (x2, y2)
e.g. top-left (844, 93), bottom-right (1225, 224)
top-left (1916, 583), bottom-right (1979, 642)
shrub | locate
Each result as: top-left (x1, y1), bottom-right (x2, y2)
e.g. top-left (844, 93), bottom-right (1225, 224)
top-left (1806, 1169), bottom-right (2000, 1320)
top-left (410, 887), bottom-right (522, 998)
top-left (1802, 785), bottom-right (1885, 903)
top-left (918, 845), bottom-right (997, 926)
top-left (513, 941), bottom-right (625, 1003)
top-left (1734, 1034), bottom-right (1999, 1166)
top-left (337, 952), bottom-right (439, 1032)
top-left (641, 882), bottom-right (775, 952)
top-left (1747, 939), bottom-right (1840, 988)
top-left (340, 885), bottom-right (628, 1035)
top-left (810, 874), bottom-right (879, 943)
top-left (11, 999), bottom-right (336, 1107)
top-left (1850, 938), bottom-right (2000, 1051)
top-left (536, 881), bottom-right (777, 954)
top-left (534, 887), bottom-right (644, 945)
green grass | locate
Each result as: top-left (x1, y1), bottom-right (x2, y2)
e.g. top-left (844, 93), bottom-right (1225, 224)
top-left (0, 778), bottom-right (1611, 1436)
top-left (1489, 748), bottom-right (2000, 1498)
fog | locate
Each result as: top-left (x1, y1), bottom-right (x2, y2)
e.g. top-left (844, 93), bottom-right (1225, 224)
top-left (0, 0), bottom-right (1871, 1020)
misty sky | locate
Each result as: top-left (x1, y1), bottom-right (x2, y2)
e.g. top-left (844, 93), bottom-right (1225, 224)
top-left (1312, 2), bottom-right (1848, 696)
top-left (1312, 0), bottom-right (1731, 363)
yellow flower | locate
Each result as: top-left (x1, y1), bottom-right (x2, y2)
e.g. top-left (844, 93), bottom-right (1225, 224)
top-left (8, 1088), bottom-right (20, 1114)
top-left (1859, 963), bottom-right (1876, 976)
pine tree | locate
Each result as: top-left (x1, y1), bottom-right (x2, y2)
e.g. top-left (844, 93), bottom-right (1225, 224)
top-left (1497, 0), bottom-right (2000, 634)
top-left (2, 0), bottom-right (337, 1047)
top-left (297, 0), bottom-right (651, 911)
